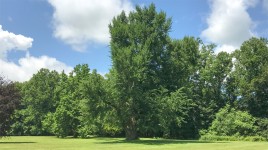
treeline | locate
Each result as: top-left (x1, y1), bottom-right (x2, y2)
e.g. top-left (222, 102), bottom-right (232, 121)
top-left (1, 4), bottom-right (268, 140)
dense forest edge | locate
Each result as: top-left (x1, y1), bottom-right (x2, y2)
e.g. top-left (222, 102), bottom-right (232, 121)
top-left (1, 4), bottom-right (268, 141)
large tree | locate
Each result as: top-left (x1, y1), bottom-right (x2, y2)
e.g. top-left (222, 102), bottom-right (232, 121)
top-left (0, 76), bottom-right (20, 137)
top-left (109, 4), bottom-right (172, 140)
top-left (234, 37), bottom-right (268, 118)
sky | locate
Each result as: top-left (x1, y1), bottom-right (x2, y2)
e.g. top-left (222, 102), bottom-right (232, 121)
top-left (0, 0), bottom-right (268, 82)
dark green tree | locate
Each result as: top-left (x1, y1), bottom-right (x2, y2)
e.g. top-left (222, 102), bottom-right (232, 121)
top-left (0, 76), bottom-right (21, 137)
top-left (159, 88), bottom-right (195, 138)
top-left (164, 37), bottom-right (200, 91)
top-left (190, 44), bottom-right (233, 130)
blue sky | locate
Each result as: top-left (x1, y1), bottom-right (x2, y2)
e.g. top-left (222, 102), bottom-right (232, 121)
top-left (0, 0), bottom-right (268, 82)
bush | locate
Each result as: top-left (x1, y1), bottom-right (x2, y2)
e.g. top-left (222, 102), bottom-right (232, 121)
top-left (78, 124), bottom-right (98, 138)
top-left (200, 134), bottom-right (237, 141)
top-left (243, 136), bottom-right (267, 142)
top-left (207, 105), bottom-right (257, 136)
top-left (256, 118), bottom-right (268, 139)
top-left (199, 105), bottom-right (268, 141)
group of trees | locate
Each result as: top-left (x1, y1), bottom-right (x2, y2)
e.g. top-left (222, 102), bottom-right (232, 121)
top-left (1, 4), bottom-right (268, 140)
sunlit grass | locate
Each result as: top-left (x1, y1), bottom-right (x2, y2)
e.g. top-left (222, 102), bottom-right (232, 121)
top-left (0, 136), bottom-right (267, 150)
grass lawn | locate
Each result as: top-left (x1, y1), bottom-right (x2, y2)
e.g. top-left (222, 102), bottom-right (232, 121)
top-left (0, 136), bottom-right (267, 150)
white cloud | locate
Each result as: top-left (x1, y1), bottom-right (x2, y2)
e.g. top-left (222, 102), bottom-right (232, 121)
top-left (0, 25), bottom-right (33, 59)
top-left (0, 54), bottom-right (73, 82)
top-left (48, 0), bottom-right (133, 51)
top-left (214, 44), bottom-right (237, 54)
top-left (0, 25), bottom-right (73, 82)
top-left (201, 0), bottom-right (258, 53)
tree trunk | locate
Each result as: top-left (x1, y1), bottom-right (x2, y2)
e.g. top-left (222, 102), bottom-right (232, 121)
top-left (125, 116), bottom-right (139, 140)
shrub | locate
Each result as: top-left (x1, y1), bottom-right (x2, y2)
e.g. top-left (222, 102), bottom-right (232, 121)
top-left (200, 135), bottom-right (267, 142)
top-left (207, 105), bottom-right (257, 136)
top-left (200, 134), bottom-right (237, 141)
top-left (256, 118), bottom-right (268, 139)
top-left (243, 136), bottom-right (267, 142)
top-left (199, 105), bottom-right (267, 141)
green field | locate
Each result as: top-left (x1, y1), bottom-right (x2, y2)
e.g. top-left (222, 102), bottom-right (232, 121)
top-left (0, 136), bottom-right (268, 150)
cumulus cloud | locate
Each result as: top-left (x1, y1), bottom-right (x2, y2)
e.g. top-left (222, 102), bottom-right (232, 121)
top-left (48, 0), bottom-right (133, 51)
top-left (0, 25), bottom-right (73, 82)
top-left (0, 54), bottom-right (73, 82)
top-left (0, 25), bottom-right (33, 59)
top-left (201, 0), bottom-right (258, 53)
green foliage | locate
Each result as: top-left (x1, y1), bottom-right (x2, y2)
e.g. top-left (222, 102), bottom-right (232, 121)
top-left (79, 69), bottom-right (121, 137)
top-left (233, 37), bottom-right (268, 118)
top-left (42, 112), bottom-right (55, 134)
top-left (165, 37), bottom-right (200, 91)
top-left (159, 88), bottom-right (195, 138)
top-left (256, 118), bottom-right (268, 139)
top-left (243, 136), bottom-right (267, 142)
top-left (188, 44), bottom-right (233, 133)
top-left (15, 69), bottom-right (60, 135)
top-left (52, 105), bottom-right (73, 138)
top-left (200, 135), bottom-right (239, 141)
top-left (206, 105), bottom-right (257, 136)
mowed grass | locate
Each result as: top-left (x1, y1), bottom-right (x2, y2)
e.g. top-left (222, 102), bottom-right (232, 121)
top-left (0, 136), bottom-right (268, 150)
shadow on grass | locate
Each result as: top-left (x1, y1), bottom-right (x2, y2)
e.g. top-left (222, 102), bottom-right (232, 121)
top-left (97, 138), bottom-right (228, 145)
top-left (0, 142), bottom-right (36, 144)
